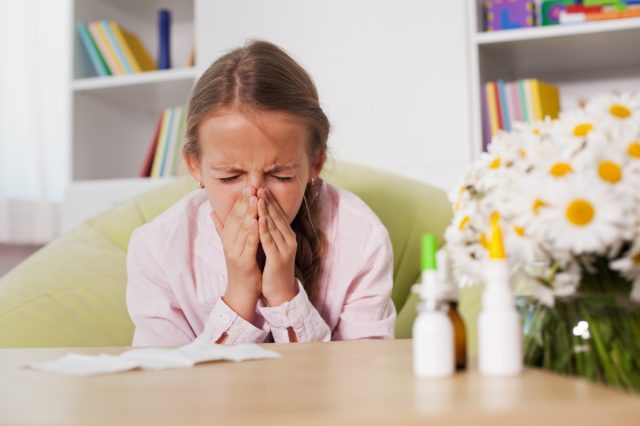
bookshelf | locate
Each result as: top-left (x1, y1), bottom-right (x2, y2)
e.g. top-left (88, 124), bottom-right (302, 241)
top-left (468, 1), bottom-right (640, 157)
top-left (66, 0), bottom-right (196, 228)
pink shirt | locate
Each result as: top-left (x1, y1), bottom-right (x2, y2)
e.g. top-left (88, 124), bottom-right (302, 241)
top-left (126, 182), bottom-right (396, 346)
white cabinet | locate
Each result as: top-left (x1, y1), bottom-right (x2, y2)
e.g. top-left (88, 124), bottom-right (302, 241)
top-left (468, 0), bottom-right (640, 156)
top-left (65, 0), bottom-right (197, 230)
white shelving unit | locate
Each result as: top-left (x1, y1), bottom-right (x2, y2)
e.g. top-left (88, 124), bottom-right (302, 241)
top-left (468, 1), bottom-right (640, 156)
top-left (65, 0), bottom-right (197, 229)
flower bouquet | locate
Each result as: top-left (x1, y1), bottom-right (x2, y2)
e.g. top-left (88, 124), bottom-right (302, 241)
top-left (446, 92), bottom-right (640, 391)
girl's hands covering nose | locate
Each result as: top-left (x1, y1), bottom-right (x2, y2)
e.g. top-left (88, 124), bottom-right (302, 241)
top-left (257, 187), bottom-right (299, 306)
top-left (212, 186), bottom-right (262, 322)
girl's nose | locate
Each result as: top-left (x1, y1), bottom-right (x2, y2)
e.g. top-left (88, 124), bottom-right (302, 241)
top-left (247, 174), bottom-right (265, 189)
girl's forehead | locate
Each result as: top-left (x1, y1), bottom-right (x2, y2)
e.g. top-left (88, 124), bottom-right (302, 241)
top-left (199, 108), bottom-right (309, 164)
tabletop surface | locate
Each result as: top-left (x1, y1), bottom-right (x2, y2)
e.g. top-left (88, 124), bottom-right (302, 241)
top-left (1, 339), bottom-right (639, 426)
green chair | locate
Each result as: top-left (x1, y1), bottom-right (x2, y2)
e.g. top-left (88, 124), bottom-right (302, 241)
top-left (0, 162), bottom-right (481, 349)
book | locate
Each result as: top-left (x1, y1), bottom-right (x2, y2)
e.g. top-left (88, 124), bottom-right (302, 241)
top-left (508, 81), bottom-right (522, 124)
top-left (517, 80), bottom-right (529, 123)
top-left (485, 0), bottom-right (536, 31)
top-left (139, 114), bottom-right (163, 177)
top-left (158, 9), bottom-right (172, 69)
top-left (88, 21), bottom-right (124, 75)
top-left (497, 80), bottom-right (511, 131)
top-left (524, 79), bottom-right (538, 122)
top-left (108, 21), bottom-right (142, 73)
top-left (160, 107), bottom-right (180, 176)
top-left (120, 28), bottom-right (156, 72)
top-left (480, 85), bottom-right (492, 150)
top-left (100, 20), bottom-right (132, 74)
top-left (150, 109), bottom-right (172, 177)
top-left (77, 23), bottom-right (111, 77)
top-left (485, 82), bottom-right (500, 138)
top-left (492, 81), bottom-right (504, 131)
top-left (530, 79), bottom-right (560, 121)
top-left (170, 106), bottom-right (187, 175)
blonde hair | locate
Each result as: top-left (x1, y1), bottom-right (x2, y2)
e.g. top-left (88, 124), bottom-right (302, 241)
top-left (183, 40), bottom-right (330, 304)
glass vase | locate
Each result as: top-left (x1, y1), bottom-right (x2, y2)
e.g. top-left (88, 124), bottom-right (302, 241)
top-left (519, 263), bottom-right (640, 392)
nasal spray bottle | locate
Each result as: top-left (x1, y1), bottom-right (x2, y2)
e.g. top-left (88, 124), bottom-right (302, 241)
top-left (477, 222), bottom-right (523, 376)
top-left (413, 234), bottom-right (455, 378)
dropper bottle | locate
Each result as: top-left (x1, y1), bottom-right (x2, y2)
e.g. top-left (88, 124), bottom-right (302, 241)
top-left (412, 234), bottom-right (455, 378)
top-left (477, 222), bottom-right (523, 376)
top-left (437, 249), bottom-right (467, 371)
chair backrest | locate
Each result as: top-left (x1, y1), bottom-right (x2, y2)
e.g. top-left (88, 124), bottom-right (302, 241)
top-left (0, 162), bottom-right (454, 347)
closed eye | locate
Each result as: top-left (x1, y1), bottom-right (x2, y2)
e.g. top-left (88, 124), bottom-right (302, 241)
top-left (218, 175), bottom-right (240, 183)
top-left (270, 175), bottom-right (294, 182)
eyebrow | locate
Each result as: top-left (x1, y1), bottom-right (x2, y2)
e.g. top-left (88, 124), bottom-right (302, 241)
top-left (210, 164), bottom-right (299, 173)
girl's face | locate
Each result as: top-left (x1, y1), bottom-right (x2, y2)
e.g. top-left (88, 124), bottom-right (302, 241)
top-left (184, 107), bottom-right (324, 225)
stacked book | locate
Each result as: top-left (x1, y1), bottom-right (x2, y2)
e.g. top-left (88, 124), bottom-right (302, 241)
top-left (558, 1), bottom-right (640, 24)
top-left (481, 79), bottom-right (560, 148)
top-left (140, 106), bottom-right (187, 178)
top-left (77, 20), bottom-right (156, 77)
top-left (484, 0), bottom-right (640, 31)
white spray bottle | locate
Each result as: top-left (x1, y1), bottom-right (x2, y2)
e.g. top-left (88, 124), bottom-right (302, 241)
top-left (477, 222), bottom-right (523, 376)
top-left (412, 234), bottom-right (455, 378)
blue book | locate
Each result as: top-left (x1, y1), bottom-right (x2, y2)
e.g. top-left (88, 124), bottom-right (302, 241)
top-left (159, 108), bottom-right (176, 176)
top-left (77, 23), bottom-right (111, 76)
top-left (497, 80), bottom-right (511, 132)
top-left (158, 9), bottom-right (171, 69)
top-left (100, 20), bottom-right (133, 74)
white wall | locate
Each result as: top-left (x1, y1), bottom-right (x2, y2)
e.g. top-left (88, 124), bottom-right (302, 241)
top-left (195, 0), bottom-right (472, 190)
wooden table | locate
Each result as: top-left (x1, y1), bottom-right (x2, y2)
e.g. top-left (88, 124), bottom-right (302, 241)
top-left (1, 339), bottom-right (638, 425)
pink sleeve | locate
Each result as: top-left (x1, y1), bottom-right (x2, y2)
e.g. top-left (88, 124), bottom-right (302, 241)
top-left (126, 227), bottom-right (196, 347)
top-left (126, 227), bottom-right (270, 347)
top-left (332, 224), bottom-right (397, 340)
top-left (257, 280), bottom-right (331, 342)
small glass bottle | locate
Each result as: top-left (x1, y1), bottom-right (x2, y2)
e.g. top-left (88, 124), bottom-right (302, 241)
top-left (437, 250), bottom-right (467, 371)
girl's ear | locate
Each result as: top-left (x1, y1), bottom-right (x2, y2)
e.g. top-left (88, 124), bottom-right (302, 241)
top-left (183, 151), bottom-right (202, 183)
top-left (311, 148), bottom-right (327, 180)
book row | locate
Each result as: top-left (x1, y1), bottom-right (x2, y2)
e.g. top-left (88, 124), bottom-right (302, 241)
top-left (481, 79), bottom-right (560, 148)
top-left (77, 20), bottom-right (155, 77)
top-left (140, 106), bottom-right (187, 178)
top-left (484, 0), bottom-right (640, 31)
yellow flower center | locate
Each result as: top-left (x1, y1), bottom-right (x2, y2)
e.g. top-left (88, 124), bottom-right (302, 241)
top-left (573, 123), bottom-right (593, 137)
top-left (518, 149), bottom-right (527, 158)
top-left (459, 215), bottom-right (471, 231)
top-left (489, 157), bottom-right (501, 169)
top-left (627, 141), bottom-right (640, 159)
top-left (549, 162), bottom-right (573, 177)
top-left (598, 161), bottom-right (622, 184)
top-left (566, 199), bottom-right (594, 227)
top-left (514, 226), bottom-right (525, 237)
top-left (532, 198), bottom-right (547, 215)
top-left (609, 104), bottom-right (631, 119)
top-left (479, 233), bottom-right (489, 249)
top-left (532, 128), bottom-right (541, 135)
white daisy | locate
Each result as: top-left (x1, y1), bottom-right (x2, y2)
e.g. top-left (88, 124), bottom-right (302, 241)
top-left (552, 107), bottom-right (599, 144)
top-left (536, 176), bottom-right (629, 255)
top-left (584, 91), bottom-right (640, 131)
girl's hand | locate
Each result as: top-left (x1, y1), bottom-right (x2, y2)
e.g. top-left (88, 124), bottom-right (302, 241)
top-left (257, 187), bottom-right (299, 306)
top-left (212, 186), bottom-right (261, 322)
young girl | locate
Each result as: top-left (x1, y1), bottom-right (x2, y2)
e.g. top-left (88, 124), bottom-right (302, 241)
top-left (126, 40), bottom-right (396, 346)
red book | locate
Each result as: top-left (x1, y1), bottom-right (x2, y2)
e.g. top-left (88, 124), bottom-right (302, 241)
top-left (139, 113), bottom-right (163, 177)
top-left (492, 81), bottom-right (504, 130)
top-left (566, 5), bottom-right (603, 13)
